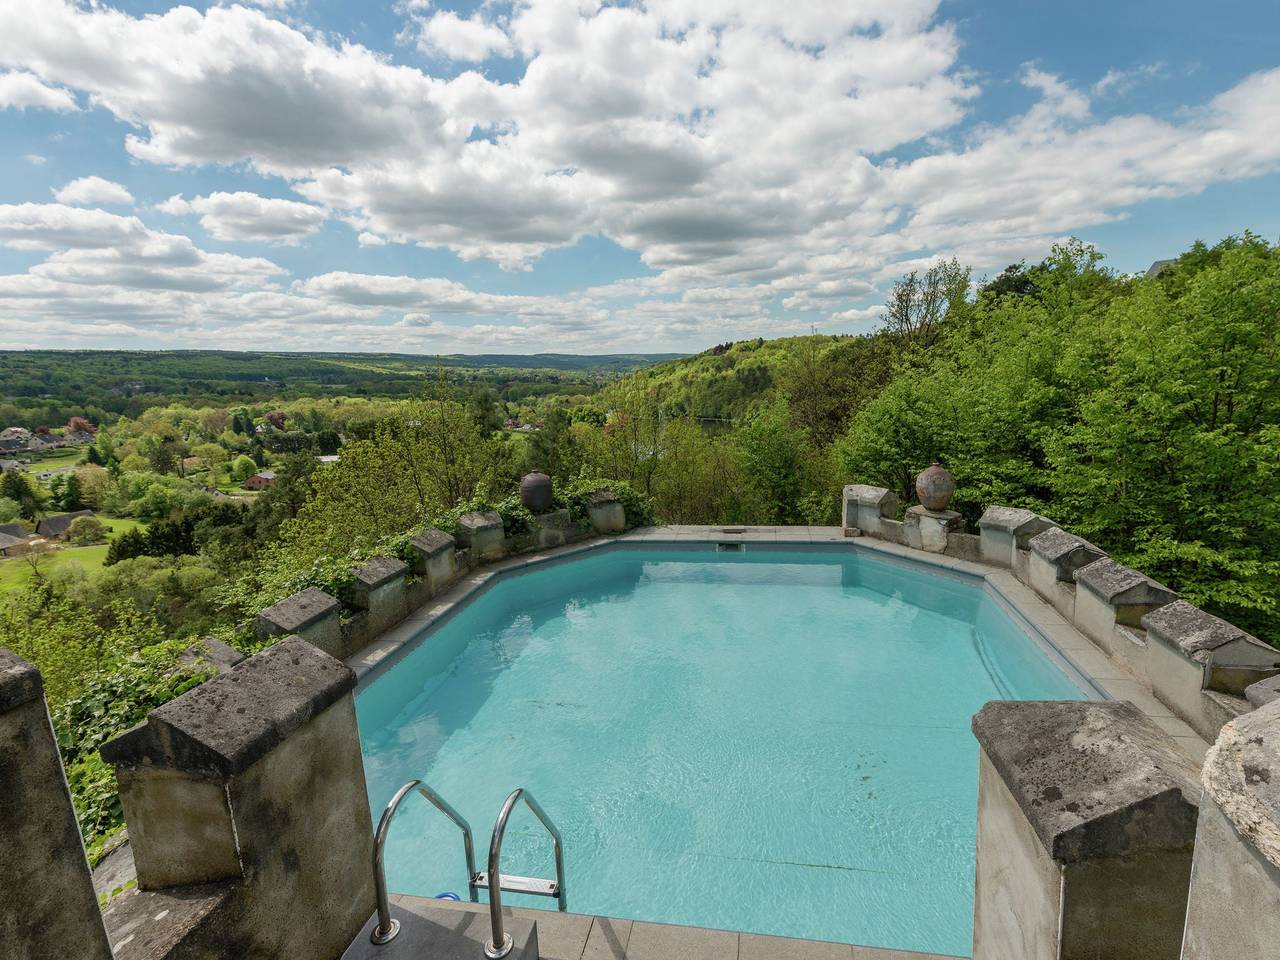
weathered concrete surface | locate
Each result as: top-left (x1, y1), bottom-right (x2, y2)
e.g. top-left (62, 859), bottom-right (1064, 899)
top-left (842, 484), bottom-right (898, 537)
top-left (536, 506), bottom-right (590, 546)
top-left (1027, 528), bottom-right (1103, 620)
top-left (977, 506), bottom-right (1056, 568)
top-left (903, 505), bottom-right (963, 553)
top-left (1072, 558), bottom-right (1176, 670)
top-left (586, 490), bottom-right (626, 534)
top-left (1028, 528), bottom-right (1105, 582)
top-left (458, 509), bottom-right (505, 560)
top-left (1144, 600), bottom-right (1280, 694)
top-left (178, 636), bottom-right (245, 675)
top-left (253, 586), bottom-right (343, 656)
top-left (1074, 557), bottom-right (1177, 627)
top-left (351, 556), bottom-right (410, 637)
top-left (1246, 674), bottom-right (1280, 707)
top-left (1182, 700), bottom-right (1280, 959)
top-left (972, 700), bottom-right (1199, 960)
top-left (0, 648), bottom-right (114, 960)
top-left (409, 528), bottom-right (457, 593)
top-left (102, 882), bottom-right (236, 960)
top-left (340, 897), bottom-right (539, 960)
top-left (101, 637), bottom-right (375, 960)
top-left (941, 530), bottom-right (982, 562)
top-left (972, 753), bottom-right (1060, 960)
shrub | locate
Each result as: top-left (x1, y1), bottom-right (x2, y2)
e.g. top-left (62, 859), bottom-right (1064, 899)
top-left (68, 515), bottom-right (107, 545)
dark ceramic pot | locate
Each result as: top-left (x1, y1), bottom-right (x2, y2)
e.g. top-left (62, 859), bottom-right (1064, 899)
top-left (915, 463), bottom-right (955, 511)
top-left (520, 472), bottom-right (553, 513)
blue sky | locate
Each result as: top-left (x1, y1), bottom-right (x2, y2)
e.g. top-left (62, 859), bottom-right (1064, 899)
top-left (0, 0), bottom-right (1277, 354)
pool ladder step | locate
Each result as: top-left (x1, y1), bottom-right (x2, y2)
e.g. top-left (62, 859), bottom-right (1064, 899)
top-left (471, 871), bottom-right (561, 899)
top-left (369, 780), bottom-right (567, 960)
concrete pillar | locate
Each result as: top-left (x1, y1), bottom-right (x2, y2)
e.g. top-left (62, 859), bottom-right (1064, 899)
top-left (585, 490), bottom-right (626, 534)
top-left (841, 484), bottom-right (897, 537)
top-left (457, 510), bottom-right (505, 561)
top-left (254, 586), bottom-right (343, 657)
top-left (1143, 600), bottom-right (1280, 741)
top-left (971, 700), bottom-right (1200, 960)
top-left (1074, 558), bottom-right (1177, 672)
top-left (1181, 700), bottom-right (1280, 959)
top-left (100, 637), bottom-right (375, 960)
top-left (350, 556), bottom-right (410, 638)
top-left (0, 649), bottom-right (113, 960)
top-left (903, 504), bottom-right (964, 553)
top-left (1027, 528), bottom-right (1106, 620)
top-left (977, 506), bottom-right (1056, 569)
top-left (408, 528), bottom-right (457, 595)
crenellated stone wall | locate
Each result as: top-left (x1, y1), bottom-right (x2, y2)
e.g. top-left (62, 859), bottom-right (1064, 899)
top-left (842, 482), bottom-right (1280, 744)
top-left (252, 488), bottom-right (628, 667)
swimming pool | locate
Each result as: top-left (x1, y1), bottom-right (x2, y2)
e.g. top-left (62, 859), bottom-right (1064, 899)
top-left (355, 545), bottom-right (1095, 957)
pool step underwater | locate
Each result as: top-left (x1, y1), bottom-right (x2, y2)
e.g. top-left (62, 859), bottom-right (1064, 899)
top-left (343, 895), bottom-right (967, 960)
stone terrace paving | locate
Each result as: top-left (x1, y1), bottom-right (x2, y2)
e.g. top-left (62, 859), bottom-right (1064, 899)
top-left (3, 473), bottom-right (1280, 960)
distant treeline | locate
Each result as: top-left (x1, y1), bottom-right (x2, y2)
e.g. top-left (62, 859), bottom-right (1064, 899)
top-left (0, 349), bottom-right (684, 429)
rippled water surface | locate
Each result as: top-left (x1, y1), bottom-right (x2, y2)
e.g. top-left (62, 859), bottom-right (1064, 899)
top-left (356, 548), bottom-right (1091, 957)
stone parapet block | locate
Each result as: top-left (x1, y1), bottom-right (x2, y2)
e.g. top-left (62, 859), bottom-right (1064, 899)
top-left (841, 484), bottom-right (897, 536)
top-left (1074, 557), bottom-right (1178, 623)
top-left (978, 506), bottom-right (1057, 567)
top-left (458, 510), bottom-right (505, 561)
top-left (1, 648), bottom-right (114, 960)
top-left (973, 700), bottom-right (1199, 862)
top-left (102, 636), bottom-right (354, 778)
top-left (972, 699), bottom-right (1199, 960)
top-left (1144, 600), bottom-right (1280, 689)
top-left (1182, 700), bottom-right (1280, 958)
top-left (253, 586), bottom-right (343, 657)
top-left (585, 490), bottom-right (625, 534)
top-left (1028, 528), bottom-right (1105, 581)
top-left (99, 637), bottom-right (374, 959)
top-left (1246, 675), bottom-right (1280, 708)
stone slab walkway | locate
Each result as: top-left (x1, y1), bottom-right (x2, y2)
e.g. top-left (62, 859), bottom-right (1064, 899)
top-left (345, 895), bottom-right (962, 960)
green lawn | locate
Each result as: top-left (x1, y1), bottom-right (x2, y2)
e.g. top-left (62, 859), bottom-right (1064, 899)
top-left (0, 515), bottom-right (146, 592)
top-left (24, 449), bottom-right (85, 472)
top-left (0, 544), bottom-right (110, 589)
top-left (102, 516), bottom-right (148, 538)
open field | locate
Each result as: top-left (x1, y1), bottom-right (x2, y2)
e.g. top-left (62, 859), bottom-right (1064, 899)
top-left (0, 544), bottom-right (110, 589)
top-left (24, 449), bottom-right (85, 472)
top-left (0, 515), bottom-right (148, 590)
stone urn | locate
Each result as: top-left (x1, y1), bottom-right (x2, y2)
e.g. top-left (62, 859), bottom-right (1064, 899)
top-left (915, 463), bottom-right (955, 512)
top-left (519, 472), bottom-right (553, 513)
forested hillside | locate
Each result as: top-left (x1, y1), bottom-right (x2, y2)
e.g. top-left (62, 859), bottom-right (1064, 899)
top-left (1, 231), bottom-right (1277, 862)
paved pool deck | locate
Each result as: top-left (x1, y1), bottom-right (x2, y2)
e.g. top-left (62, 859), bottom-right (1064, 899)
top-left (342, 894), bottom-right (962, 960)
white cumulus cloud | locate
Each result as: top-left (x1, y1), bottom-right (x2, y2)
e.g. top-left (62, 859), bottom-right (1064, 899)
top-left (0, 69), bottom-right (77, 111)
top-left (157, 191), bottom-right (327, 244)
top-left (53, 176), bottom-right (134, 207)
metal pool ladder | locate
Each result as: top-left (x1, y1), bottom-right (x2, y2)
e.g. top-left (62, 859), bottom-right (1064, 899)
top-left (369, 781), bottom-right (567, 959)
top-left (370, 779), bottom-right (478, 945)
top-left (474, 787), bottom-right (568, 959)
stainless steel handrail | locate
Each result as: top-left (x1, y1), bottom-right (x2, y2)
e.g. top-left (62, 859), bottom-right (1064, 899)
top-left (371, 779), bottom-right (478, 945)
top-left (483, 787), bottom-right (567, 959)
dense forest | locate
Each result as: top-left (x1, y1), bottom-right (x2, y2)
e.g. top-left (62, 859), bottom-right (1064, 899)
top-left (1, 231), bottom-right (1277, 865)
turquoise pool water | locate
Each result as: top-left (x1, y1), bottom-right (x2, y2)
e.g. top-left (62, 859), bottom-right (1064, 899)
top-left (356, 547), bottom-right (1093, 957)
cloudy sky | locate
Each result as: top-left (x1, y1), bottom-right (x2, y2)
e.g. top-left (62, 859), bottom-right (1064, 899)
top-left (0, 0), bottom-right (1278, 355)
